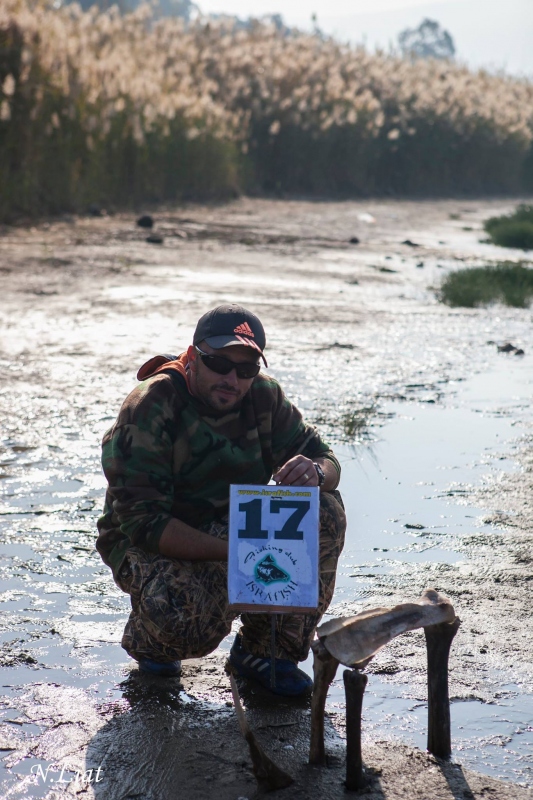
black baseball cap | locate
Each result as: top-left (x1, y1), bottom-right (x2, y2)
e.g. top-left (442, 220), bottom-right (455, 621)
top-left (193, 304), bottom-right (268, 366)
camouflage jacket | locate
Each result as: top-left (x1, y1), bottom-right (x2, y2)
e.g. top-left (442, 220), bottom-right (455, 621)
top-left (96, 357), bottom-right (341, 579)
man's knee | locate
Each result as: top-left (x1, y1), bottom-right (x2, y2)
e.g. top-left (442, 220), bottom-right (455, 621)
top-left (119, 548), bottom-right (233, 654)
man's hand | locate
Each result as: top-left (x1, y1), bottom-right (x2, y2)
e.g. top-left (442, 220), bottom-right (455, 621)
top-left (273, 455), bottom-right (318, 487)
top-left (273, 455), bottom-right (339, 491)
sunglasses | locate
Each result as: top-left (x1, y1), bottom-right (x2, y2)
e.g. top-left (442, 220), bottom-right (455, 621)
top-left (194, 346), bottom-right (261, 379)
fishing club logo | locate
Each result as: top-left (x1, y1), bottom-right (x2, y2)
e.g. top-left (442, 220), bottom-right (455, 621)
top-left (244, 545), bottom-right (298, 602)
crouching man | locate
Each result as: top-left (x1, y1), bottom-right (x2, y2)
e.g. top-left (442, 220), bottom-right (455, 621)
top-left (97, 304), bottom-right (346, 696)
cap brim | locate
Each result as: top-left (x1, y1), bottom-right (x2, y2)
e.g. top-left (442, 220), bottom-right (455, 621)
top-left (204, 335), bottom-right (268, 367)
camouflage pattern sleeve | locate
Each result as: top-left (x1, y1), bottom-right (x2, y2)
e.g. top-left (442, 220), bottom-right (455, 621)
top-left (269, 381), bottom-right (341, 486)
top-left (100, 380), bottom-right (178, 555)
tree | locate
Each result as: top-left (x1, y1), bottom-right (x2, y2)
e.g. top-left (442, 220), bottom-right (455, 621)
top-left (398, 18), bottom-right (455, 61)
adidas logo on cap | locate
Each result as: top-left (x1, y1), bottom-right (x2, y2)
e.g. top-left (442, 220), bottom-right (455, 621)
top-left (234, 322), bottom-right (255, 337)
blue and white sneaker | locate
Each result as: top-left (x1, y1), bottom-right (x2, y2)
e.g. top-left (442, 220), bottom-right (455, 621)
top-left (228, 634), bottom-right (313, 697)
top-left (137, 657), bottom-right (182, 677)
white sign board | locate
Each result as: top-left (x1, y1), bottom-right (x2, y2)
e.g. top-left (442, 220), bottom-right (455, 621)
top-left (228, 484), bottom-right (319, 613)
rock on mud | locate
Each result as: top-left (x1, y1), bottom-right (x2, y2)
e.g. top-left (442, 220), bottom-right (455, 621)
top-left (137, 215), bottom-right (154, 228)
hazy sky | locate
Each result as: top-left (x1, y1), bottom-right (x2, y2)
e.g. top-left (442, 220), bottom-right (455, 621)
top-left (202, 0), bottom-right (441, 14)
top-left (199, 0), bottom-right (533, 76)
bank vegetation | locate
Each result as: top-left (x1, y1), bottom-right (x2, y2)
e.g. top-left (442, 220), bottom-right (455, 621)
top-left (1, 0), bottom-right (533, 219)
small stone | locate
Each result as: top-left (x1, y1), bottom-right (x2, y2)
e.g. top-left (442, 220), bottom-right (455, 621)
top-left (401, 239), bottom-right (420, 247)
top-left (416, 261), bottom-right (424, 268)
top-left (349, 236), bottom-right (360, 244)
top-left (146, 234), bottom-right (164, 244)
top-left (497, 343), bottom-right (517, 353)
top-left (0, 738), bottom-right (18, 752)
top-left (137, 215), bottom-right (154, 228)
top-left (370, 662), bottom-right (400, 675)
top-left (514, 348), bottom-right (525, 356)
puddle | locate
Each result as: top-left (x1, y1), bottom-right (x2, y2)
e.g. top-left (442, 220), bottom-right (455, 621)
top-left (335, 360), bottom-right (531, 598)
top-left (305, 671), bottom-right (533, 786)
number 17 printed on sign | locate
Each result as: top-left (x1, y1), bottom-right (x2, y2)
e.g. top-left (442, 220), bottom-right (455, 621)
top-left (228, 484), bottom-right (319, 613)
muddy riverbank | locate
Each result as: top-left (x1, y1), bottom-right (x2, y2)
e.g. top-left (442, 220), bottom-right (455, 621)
top-left (1, 197), bottom-right (532, 799)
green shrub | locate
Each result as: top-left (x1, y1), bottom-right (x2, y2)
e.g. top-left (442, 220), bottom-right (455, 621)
top-left (489, 221), bottom-right (533, 250)
top-left (438, 262), bottom-right (533, 308)
top-left (484, 205), bottom-right (533, 250)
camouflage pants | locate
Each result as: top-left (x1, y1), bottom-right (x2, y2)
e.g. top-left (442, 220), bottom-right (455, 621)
top-left (117, 490), bottom-right (346, 664)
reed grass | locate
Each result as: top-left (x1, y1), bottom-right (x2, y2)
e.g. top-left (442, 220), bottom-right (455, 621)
top-left (340, 405), bottom-right (376, 439)
top-left (438, 262), bottom-right (533, 308)
top-left (1, 0), bottom-right (533, 220)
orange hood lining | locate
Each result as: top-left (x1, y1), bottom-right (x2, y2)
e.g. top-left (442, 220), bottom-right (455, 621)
top-left (136, 352), bottom-right (192, 391)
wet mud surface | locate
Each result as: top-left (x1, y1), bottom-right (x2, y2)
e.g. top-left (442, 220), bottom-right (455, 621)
top-left (1, 197), bottom-right (533, 798)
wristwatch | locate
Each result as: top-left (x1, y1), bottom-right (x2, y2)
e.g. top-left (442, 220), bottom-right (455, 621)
top-left (313, 462), bottom-right (326, 487)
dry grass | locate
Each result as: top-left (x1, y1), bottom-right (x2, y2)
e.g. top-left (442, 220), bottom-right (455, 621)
top-left (1, 0), bottom-right (533, 218)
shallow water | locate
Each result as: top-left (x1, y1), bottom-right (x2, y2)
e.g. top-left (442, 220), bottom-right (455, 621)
top-left (336, 362), bottom-right (529, 594)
